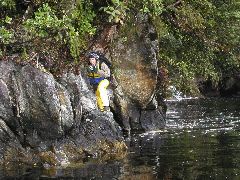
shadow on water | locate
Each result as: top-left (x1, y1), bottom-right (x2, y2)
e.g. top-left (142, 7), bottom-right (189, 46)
top-left (1, 98), bottom-right (240, 179)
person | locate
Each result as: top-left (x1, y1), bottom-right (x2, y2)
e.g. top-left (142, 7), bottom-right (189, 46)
top-left (87, 52), bottom-right (111, 112)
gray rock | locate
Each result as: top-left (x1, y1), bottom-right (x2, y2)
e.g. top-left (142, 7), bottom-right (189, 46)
top-left (0, 118), bottom-right (23, 163)
top-left (0, 79), bottom-right (14, 123)
top-left (140, 109), bottom-right (165, 131)
top-left (0, 61), bottom-right (125, 166)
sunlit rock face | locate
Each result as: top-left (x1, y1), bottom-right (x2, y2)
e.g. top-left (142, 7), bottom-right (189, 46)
top-left (0, 61), bottom-right (125, 166)
top-left (112, 46), bottom-right (157, 106)
top-left (110, 14), bottom-right (165, 132)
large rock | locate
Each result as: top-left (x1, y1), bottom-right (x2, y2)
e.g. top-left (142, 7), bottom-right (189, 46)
top-left (110, 14), bottom-right (166, 132)
top-left (0, 61), bottom-right (126, 166)
top-left (0, 61), bottom-right (74, 144)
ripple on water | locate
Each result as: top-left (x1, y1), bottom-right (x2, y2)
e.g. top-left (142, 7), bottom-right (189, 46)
top-left (130, 98), bottom-right (240, 180)
top-left (165, 98), bottom-right (240, 133)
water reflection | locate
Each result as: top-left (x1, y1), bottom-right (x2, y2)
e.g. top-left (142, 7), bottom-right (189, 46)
top-left (124, 97), bottom-right (240, 180)
top-left (1, 98), bottom-right (240, 179)
top-left (128, 130), bottom-right (240, 180)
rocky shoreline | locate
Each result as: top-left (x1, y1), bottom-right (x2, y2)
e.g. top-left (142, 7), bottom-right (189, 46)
top-left (0, 60), bottom-right (165, 167)
top-left (0, 14), bottom-right (166, 167)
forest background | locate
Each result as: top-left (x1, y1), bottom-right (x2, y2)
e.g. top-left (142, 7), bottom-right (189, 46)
top-left (1, 0), bottom-right (239, 96)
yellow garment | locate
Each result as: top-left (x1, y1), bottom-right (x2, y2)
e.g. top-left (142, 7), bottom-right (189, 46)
top-left (88, 72), bottom-right (101, 78)
top-left (95, 79), bottom-right (110, 111)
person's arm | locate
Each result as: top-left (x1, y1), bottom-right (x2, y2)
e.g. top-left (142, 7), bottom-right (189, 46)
top-left (98, 62), bottom-right (110, 78)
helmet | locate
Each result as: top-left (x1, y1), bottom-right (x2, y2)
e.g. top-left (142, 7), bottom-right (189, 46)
top-left (87, 52), bottom-right (99, 59)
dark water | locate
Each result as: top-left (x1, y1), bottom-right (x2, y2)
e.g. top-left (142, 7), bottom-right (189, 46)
top-left (1, 98), bottom-right (240, 180)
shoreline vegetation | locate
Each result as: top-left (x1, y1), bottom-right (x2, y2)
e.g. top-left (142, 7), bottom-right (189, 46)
top-left (1, 0), bottom-right (239, 96)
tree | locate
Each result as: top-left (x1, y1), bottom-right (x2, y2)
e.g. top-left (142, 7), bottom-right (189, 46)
top-left (157, 0), bottom-right (240, 95)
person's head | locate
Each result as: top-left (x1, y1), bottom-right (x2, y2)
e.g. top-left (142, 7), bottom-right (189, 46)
top-left (88, 53), bottom-right (99, 66)
top-left (89, 56), bottom-right (96, 66)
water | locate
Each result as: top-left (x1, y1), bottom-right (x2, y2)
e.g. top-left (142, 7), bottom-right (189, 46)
top-left (1, 98), bottom-right (240, 179)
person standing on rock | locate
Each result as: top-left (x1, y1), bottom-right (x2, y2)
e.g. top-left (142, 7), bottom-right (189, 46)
top-left (87, 52), bottom-right (111, 112)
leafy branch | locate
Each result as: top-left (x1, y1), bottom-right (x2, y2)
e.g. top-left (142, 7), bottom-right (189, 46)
top-left (100, 0), bottom-right (128, 24)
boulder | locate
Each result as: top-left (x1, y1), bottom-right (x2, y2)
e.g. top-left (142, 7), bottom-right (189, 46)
top-left (0, 61), bottom-right (125, 166)
top-left (110, 14), bottom-right (166, 131)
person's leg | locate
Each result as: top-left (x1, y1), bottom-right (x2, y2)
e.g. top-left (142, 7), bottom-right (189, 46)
top-left (96, 79), bottom-right (110, 111)
top-left (96, 89), bottom-right (104, 111)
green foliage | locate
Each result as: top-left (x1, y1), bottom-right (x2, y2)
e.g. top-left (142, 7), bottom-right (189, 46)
top-left (157, 0), bottom-right (240, 96)
top-left (176, 4), bottom-right (206, 30)
top-left (67, 0), bottom-right (96, 58)
top-left (100, 0), bottom-right (128, 24)
top-left (0, 15), bottom-right (13, 45)
top-left (128, 0), bottom-right (163, 18)
top-left (0, 0), bottom-right (15, 46)
top-left (140, 0), bottom-right (163, 17)
top-left (21, 47), bottom-right (29, 60)
top-left (0, 26), bottom-right (13, 44)
top-left (100, 0), bottom-right (163, 24)
top-left (23, 1), bottom-right (96, 59)
top-left (24, 4), bottom-right (62, 38)
top-left (0, 0), bottom-right (15, 10)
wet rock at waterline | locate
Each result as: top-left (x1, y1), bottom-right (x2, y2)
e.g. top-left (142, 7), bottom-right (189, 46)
top-left (0, 61), bottom-right (126, 166)
top-left (0, 59), bottom-right (165, 166)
